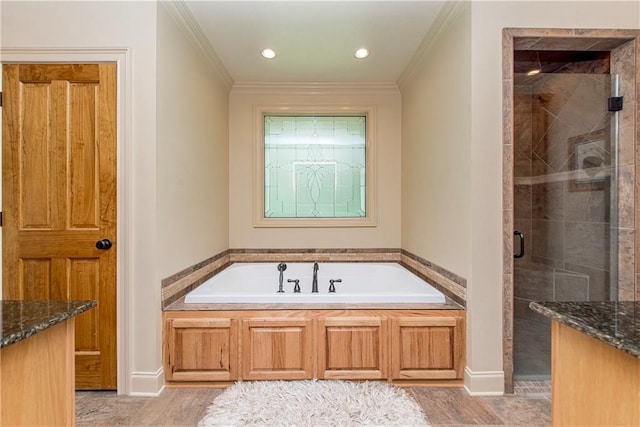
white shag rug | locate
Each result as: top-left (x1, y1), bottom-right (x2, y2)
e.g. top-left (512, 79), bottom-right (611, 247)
top-left (198, 380), bottom-right (429, 427)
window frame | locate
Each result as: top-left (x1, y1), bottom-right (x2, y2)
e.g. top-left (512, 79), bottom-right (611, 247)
top-left (253, 104), bottom-right (377, 228)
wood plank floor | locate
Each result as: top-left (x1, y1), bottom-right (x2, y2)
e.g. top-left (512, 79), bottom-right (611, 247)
top-left (76, 383), bottom-right (550, 426)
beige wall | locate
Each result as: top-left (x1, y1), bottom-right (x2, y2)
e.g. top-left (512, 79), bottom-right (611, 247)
top-left (228, 86), bottom-right (402, 249)
top-left (401, 0), bottom-right (640, 393)
top-left (3, 0), bottom-right (639, 397)
top-left (156, 5), bottom-right (230, 280)
top-left (400, 3), bottom-right (472, 280)
top-left (467, 0), bottom-right (640, 392)
top-left (1, 0), bottom-right (160, 394)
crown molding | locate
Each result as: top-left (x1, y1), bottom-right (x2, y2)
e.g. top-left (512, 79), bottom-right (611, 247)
top-left (160, 0), bottom-right (234, 89)
top-left (231, 81), bottom-right (399, 95)
top-left (397, 0), bottom-right (470, 89)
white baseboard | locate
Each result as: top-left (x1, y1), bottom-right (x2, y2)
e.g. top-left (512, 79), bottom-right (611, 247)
top-left (129, 368), bottom-right (165, 396)
top-left (463, 366), bottom-right (504, 396)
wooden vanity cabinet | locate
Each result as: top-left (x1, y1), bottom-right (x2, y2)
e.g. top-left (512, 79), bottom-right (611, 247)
top-left (241, 318), bottom-right (313, 380)
top-left (165, 317), bottom-right (238, 382)
top-left (163, 309), bottom-right (465, 386)
top-left (389, 316), bottom-right (464, 380)
top-left (317, 317), bottom-right (388, 380)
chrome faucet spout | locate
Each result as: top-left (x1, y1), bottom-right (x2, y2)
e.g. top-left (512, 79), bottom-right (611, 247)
top-left (312, 262), bottom-right (319, 293)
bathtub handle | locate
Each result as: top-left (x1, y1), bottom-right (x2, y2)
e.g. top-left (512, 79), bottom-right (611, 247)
top-left (329, 279), bottom-right (342, 293)
top-left (288, 279), bottom-right (301, 293)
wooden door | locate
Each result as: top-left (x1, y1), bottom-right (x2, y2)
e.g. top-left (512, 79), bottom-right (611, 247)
top-left (2, 63), bottom-right (117, 389)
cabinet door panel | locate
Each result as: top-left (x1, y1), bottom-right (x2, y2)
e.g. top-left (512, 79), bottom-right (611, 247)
top-left (318, 317), bottom-right (387, 379)
top-left (166, 318), bottom-right (238, 382)
top-left (242, 318), bottom-right (313, 380)
top-left (390, 317), bottom-right (464, 380)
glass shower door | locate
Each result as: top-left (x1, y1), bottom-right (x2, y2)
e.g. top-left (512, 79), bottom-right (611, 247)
top-left (513, 73), bottom-right (619, 378)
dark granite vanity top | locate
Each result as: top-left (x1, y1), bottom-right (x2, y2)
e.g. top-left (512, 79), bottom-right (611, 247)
top-left (0, 300), bottom-right (96, 349)
top-left (530, 301), bottom-right (640, 359)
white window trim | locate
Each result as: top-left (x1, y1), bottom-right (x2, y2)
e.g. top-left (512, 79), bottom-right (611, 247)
top-left (253, 104), bottom-right (377, 228)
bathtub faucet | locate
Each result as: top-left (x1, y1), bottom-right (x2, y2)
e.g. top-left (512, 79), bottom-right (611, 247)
top-left (312, 262), bottom-right (319, 293)
top-left (277, 262), bottom-right (287, 293)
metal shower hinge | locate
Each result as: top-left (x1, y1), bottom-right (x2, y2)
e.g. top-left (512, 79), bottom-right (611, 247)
top-left (608, 96), bottom-right (623, 112)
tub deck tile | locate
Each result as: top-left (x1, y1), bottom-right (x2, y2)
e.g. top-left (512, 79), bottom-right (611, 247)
top-left (164, 296), bottom-right (464, 311)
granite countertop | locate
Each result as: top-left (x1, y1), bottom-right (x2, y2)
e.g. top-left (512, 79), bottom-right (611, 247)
top-left (1, 300), bottom-right (97, 349)
top-left (530, 301), bottom-right (640, 359)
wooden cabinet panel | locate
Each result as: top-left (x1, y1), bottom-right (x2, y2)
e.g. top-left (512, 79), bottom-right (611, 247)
top-left (318, 317), bottom-right (387, 379)
top-left (242, 318), bottom-right (313, 380)
top-left (390, 317), bottom-right (464, 380)
top-left (163, 310), bottom-right (465, 385)
top-left (551, 321), bottom-right (640, 426)
top-left (166, 318), bottom-right (238, 382)
top-left (1, 321), bottom-right (76, 426)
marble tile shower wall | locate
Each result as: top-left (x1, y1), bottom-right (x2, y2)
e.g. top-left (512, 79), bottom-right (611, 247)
top-left (514, 71), bottom-right (614, 316)
top-left (612, 40), bottom-right (638, 302)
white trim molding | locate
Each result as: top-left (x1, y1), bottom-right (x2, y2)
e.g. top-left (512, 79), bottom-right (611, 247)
top-left (160, 0), bottom-right (233, 88)
top-left (252, 104), bottom-right (378, 228)
top-left (233, 82), bottom-right (399, 94)
top-left (0, 47), bottom-right (133, 395)
top-left (397, 0), bottom-right (470, 89)
top-left (463, 367), bottom-right (505, 396)
top-left (130, 368), bottom-right (165, 397)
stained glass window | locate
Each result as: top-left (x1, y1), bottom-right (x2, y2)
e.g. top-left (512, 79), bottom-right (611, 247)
top-left (264, 116), bottom-right (366, 218)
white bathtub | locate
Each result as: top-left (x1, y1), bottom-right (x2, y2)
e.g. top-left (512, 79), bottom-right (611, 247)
top-left (184, 262), bottom-right (446, 304)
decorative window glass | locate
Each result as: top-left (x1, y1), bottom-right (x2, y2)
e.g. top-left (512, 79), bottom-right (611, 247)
top-left (264, 116), bottom-right (366, 218)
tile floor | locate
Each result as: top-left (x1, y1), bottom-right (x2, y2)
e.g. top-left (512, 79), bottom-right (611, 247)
top-left (514, 309), bottom-right (552, 379)
top-left (76, 381), bottom-right (551, 426)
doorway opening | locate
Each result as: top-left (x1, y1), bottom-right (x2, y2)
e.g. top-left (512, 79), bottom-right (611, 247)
top-left (0, 48), bottom-right (132, 394)
top-left (502, 29), bottom-right (640, 393)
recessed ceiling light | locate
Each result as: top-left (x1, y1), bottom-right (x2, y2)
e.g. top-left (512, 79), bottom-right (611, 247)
top-left (261, 48), bottom-right (276, 59)
top-left (354, 48), bottom-right (369, 59)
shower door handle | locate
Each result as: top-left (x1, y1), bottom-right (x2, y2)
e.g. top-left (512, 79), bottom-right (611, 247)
top-left (514, 231), bottom-right (525, 259)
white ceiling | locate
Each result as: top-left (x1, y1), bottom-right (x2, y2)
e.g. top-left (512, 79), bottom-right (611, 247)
top-left (185, 1), bottom-right (446, 84)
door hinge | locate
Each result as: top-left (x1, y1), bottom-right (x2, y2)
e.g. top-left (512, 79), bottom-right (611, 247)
top-left (0, 212), bottom-right (4, 227)
top-left (608, 96), bottom-right (623, 112)
top-left (0, 92), bottom-right (3, 107)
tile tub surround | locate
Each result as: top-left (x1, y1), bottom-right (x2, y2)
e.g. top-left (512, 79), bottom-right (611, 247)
top-left (0, 300), bottom-right (97, 348)
top-left (166, 298), bottom-right (462, 311)
top-left (530, 301), bottom-right (640, 359)
top-left (401, 249), bottom-right (466, 306)
top-left (228, 248), bottom-right (402, 263)
top-left (161, 251), bottom-right (231, 308)
top-left (161, 248), bottom-right (468, 308)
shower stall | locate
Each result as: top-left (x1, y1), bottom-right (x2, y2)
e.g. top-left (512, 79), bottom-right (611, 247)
top-left (512, 51), bottom-right (620, 378)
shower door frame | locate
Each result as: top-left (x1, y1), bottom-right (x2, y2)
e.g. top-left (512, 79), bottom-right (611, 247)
top-left (502, 28), bottom-right (640, 394)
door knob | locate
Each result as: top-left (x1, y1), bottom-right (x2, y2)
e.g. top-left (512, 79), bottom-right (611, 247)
top-left (96, 239), bottom-right (113, 250)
